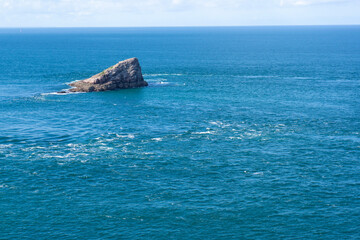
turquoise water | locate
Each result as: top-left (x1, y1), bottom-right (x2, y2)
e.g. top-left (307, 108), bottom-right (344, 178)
top-left (0, 26), bottom-right (359, 239)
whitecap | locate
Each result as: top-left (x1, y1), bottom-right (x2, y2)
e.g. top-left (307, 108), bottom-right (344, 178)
top-left (147, 81), bottom-right (176, 87)
top-left (42, 91), bottom-right (85, 96)
top-left (41, 153), bottom-right (74, 159)
top-left (209, 121), bottom-right (231, 128)
top-left (153, 81), bottom-right (170, 85)
top-left (193, 131), bottom-right (215, 135)
top-left (0, 144), bottom-right (13, 149)
top-left (152, 137), bottom-right (163, 141)
top-left (67, 143), bottom-right (79, 147)
top-left (243, 131), bottom-right (262, 138)
top-left (99, 146), bottom-right (114, 151)
top-left (209, 121), bottom-right (221, 126)
top-left (116, 134), bottom-right (135, 139)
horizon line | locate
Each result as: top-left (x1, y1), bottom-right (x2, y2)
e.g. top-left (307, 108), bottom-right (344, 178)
top-left (0, 24), bottom-right (360, 29)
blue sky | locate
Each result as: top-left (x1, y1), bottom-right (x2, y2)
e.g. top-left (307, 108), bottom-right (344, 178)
top-left (0, 0), bottom-right (359, 27)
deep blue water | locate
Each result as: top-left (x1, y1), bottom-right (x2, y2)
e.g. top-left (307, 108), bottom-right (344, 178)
top-left (0, 26), bottom-right (359, 239)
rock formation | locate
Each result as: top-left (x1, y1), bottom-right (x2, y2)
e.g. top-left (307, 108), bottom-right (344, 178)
top-left (67, 57), bottom-right (148, 92)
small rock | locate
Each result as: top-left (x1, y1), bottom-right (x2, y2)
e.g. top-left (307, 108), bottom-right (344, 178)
top-left (68, 57), bottom-right (148, 92)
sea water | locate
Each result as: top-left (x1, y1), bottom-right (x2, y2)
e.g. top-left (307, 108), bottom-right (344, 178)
top-left (0, 26), bottom-right (359, 239)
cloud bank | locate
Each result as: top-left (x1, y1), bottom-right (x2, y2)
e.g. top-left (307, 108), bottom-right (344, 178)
top-left (0, 0), bottom-right (358, 27)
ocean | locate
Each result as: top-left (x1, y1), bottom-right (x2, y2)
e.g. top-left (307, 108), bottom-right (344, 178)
top-left (0, 26), bottom-right (359, 239)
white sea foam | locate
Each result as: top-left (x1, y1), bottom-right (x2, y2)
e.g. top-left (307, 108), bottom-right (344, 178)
top-left (65, 79), bottom-right (82, 84)
top-left (209, 121), bottom-right (231, 128)
top-left (142, 152), bottom-right (155, 155)
top-left (229, 136), bottom-right (243, 140)
top-left (67, 143), bottom-right (79, 148)
top-left (43, 153), bottom-right (73, 159)
top-left (152, 137), bottom-right (163, 142)
top-left (228, 129), bottom-right (263, 140)
top-left (99, 146), bottom-right (114, 151)
top-left (42, 91), bottom-right (84, 96)
top-left (209, 121), bottom-right (221, 126)
top-left (0, 144), bottom-right (13, 149)
top-left (116, 134), bottom-right (135, 139)
top-left (152, 81), bottom-right (170, 85)
top-left (193, 131), bottom-right (215, 135)
top-left (147, 81), bottom-right (178, 87)
top-left (243, 131), bottom-right (262, 138)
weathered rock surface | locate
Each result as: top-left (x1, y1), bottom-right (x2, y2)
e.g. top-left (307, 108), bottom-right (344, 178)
top-left (67, 58), bottom-right (148, 92)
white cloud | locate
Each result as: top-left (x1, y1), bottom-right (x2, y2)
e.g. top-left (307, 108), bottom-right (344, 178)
top-left (0, 0), bottom-right (354, 14)
top-left (280, 0), bottom-right (351, 6)
top-left (0, 0), bottom-right (358, 26)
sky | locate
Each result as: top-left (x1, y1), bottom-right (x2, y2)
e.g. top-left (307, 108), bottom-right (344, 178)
top-left (0, 0), bottom-right (359, 27)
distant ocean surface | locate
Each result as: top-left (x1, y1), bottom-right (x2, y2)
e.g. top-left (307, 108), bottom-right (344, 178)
top-left (0, 26), bottom-right (359, 239)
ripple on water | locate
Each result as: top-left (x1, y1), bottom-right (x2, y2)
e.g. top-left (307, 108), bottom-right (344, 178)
top-left (1, 28), bottom-right (360, 239)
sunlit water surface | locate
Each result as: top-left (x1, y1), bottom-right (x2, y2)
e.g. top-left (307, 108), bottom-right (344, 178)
top-left (0, 26), bottom-right (359, 239)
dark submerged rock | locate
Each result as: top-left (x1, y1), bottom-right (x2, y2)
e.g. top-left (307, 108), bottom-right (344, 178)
top-left (67, 58), bottom-right (148, 93)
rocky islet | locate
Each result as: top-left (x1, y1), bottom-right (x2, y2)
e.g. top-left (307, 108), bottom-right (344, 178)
top-left (64, 57), bottom-right (148, 93)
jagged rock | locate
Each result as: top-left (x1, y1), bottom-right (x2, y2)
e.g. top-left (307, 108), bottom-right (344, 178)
top-left (67, 57), bottom-right (148, 92)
